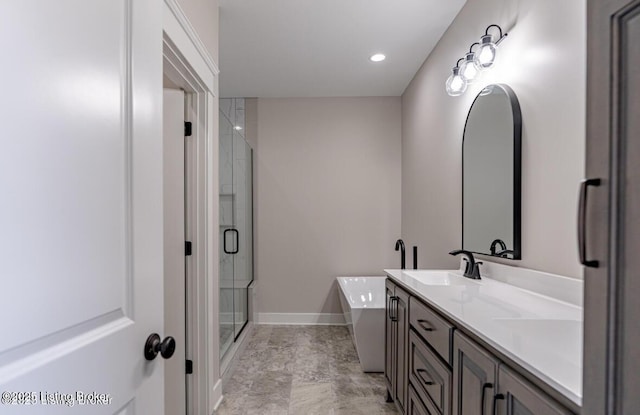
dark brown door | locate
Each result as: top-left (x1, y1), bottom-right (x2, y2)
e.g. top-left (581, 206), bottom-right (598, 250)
top-left (584, 0), bottom-right (640, 413)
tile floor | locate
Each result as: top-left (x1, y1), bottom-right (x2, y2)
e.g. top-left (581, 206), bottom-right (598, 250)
top-left (215, 325), bottom-right (399, 415)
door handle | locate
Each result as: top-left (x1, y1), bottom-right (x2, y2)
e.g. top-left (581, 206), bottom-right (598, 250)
top-left (144, 333), bottom-right (176, 360)
top-left (223, 228), bottom-right (239, 254)
top-left (416, 368), bottom-right (435, 386)
top-left (578, 178), bottom-right (600, 267)
top-left (481, 383), bottom-right (493, 415)
top-left (231, 228), bottom-right (239, 254)
top-left (223, 228), bottom-right (231, 254)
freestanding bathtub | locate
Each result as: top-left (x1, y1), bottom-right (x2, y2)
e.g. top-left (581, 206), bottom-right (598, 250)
top-left (336, 276), bottom-right (386, 372)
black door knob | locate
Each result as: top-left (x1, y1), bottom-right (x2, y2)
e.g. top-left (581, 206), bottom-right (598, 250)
top-left (144, 333), bottom-right (176, 361)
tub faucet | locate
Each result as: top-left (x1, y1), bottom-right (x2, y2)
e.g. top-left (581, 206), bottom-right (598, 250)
top-left (449, 249), bottom-right (481, 279)
top-left (395, 239), bottom-right (406, 269)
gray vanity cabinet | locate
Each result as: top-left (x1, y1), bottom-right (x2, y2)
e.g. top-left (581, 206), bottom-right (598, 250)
top-left (495, 366), bottom-right (573, 415)
top-left (409, 329), bottom-right (451, 415)
top-left (408, 384), bottom-right (436, 415)
top-left (385, 280), bottom-right (394, 390)
top-left (452, 331), bottom-right (498, 415)
top-left (407, 296), bottom-right (455, 415)
top-left (453, 331), bottom-right (572, 415)
top-left (386, 277), bottom-right (577, 415)
top-left (385, 279), bottom-right (409, 413)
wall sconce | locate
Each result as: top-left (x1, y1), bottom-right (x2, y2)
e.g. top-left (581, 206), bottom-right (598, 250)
top-left (446, 24), bottom-right (508, 97)
top-left (445, 58), bottom-right (467, 96)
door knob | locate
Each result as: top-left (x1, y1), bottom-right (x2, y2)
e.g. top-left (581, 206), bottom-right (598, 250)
top-left (144, 333), bottom-right (176, 360)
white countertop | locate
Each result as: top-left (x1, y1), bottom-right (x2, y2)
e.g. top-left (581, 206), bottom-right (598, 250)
top-left (384, 267), bottom-right (583, 407)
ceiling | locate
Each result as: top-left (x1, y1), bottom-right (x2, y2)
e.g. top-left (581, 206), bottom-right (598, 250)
top-left (218, 0), bottom-right (467, 98)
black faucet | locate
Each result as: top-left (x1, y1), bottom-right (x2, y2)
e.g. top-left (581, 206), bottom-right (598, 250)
top-left (489, 239), bottom-right (515, 258)
top-left (494, 249), bottom-right (515, 258)
top-left (413, 246), bottom-right (418, 270)
top-left (395, 239), bottom-right (406, 269)
top-left (449, 249), bottom-right (482, 279)
top-left (490, 239), bottom-right (507, 256)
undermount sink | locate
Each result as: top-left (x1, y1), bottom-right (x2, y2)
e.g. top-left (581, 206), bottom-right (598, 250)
top-left (403, 270), bottom-right (470, 286)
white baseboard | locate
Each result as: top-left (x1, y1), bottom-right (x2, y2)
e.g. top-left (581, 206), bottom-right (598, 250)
top-left (256, 312), bottom-right (345, 325)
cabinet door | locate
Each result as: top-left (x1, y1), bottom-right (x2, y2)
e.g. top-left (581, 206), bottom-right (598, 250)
top-left (453, 332), bottom-right (498, 415)
top-left (385, 279), bottom-right (395, 393)
top-left (495, 366), bottom-right (572, 415)
top-left (584, 1), bottom-right (640, 414)
top-left (409, 384), bottom-right (437, 415)
top-left (395, 285), bottom-right (410, 412)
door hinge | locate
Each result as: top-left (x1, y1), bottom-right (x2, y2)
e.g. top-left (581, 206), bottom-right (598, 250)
top-left (185, 241), bottom-right (192, 256)
top-left (186, 360), bottom-right (193, 374)
top-left (184, 121), bottom-right (193, 137)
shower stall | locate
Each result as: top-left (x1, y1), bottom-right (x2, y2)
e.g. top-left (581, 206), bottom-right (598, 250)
top-left (219, 98), bottom-right (253, 360)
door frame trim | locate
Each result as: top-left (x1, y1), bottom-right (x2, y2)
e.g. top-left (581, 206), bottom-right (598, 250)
top-left (162, 1), bottom-right (221, 413)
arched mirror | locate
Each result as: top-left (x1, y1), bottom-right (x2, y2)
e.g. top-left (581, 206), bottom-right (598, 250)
top-left (462, 84), bottom-right (521, 259)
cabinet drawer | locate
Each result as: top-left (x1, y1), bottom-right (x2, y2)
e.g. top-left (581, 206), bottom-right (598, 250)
top-left (409, 330), bottom-right (452, 415)
top-left (410, 297), bottom-right (454, 364)
top-left (408, 384), bottom-right (439, 415)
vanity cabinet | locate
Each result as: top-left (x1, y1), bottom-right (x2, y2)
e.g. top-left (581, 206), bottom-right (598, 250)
top-left (452, 331), bottom-right (498, 415)
top-left (408, 329), bottom-right (451, 415)
top-left (408, 384), bottom-right (435, 415)
top-left (385, 279), bottom-right (409, 413)
top-left (453, 331), bottom-right (572, 415)
top-left (494, 366), bottom-right (573, 415)
top-left (385, 276), bottom-right (578, 415)
top-left (407, 295), bottom-right (455, 415)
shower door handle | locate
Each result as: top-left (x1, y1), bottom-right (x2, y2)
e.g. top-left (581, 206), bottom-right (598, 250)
top-left (223, 228), bottom-right (239, 254)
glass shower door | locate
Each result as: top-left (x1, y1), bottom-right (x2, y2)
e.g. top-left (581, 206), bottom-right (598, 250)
top-left (219, 98), bottom-right (253, 360)
top-left (219, 108), bottom-right (234, 358)
top-left (231, 134), bottom-right (253, 339)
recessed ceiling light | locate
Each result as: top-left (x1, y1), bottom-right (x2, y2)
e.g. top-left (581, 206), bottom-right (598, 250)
top-left (234, 126), bottom-right (243, 131)
top-left (369, 53), bottom-right (386, 62)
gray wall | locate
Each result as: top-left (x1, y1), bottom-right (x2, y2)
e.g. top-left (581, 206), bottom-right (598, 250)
top-left (402, 0), bottom-right (586, 278)
top-left (177, 0), bottom-right (219, 62)
top-left (254, 97), bottom-right (402, 314)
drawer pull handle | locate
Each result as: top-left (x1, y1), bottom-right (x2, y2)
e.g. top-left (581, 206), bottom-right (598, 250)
top-left (416, 369), bottom-right (435, 386)
top-left (481, 383), bottom-right (493, 415)
top-left (492, 393), bottom-right (504, 415)
top-left (417, 319), bottom-right (434, 331)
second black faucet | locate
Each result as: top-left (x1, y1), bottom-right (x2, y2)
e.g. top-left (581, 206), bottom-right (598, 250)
top-left (395, 239), bottom-right (406, 269)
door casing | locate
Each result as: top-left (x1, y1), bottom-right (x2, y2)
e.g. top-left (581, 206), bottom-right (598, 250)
top-left (163, 0), bottom-right (221, 412)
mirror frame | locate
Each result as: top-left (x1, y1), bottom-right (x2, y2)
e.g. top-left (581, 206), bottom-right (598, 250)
top-left (462, 83), bottom-right (522, 259)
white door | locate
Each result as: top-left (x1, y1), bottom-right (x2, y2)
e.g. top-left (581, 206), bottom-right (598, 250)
top-left (163, 89), bottom-right (187, 415)
top-left (0, 1), bottom-right (165, 414)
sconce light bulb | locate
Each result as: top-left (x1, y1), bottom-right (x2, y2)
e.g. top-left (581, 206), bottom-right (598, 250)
top-left (445, 67), bottom-right (467, 96)
top-left (460, 52), bottom-right (479, 82)
top-left (474, 35), bottom-right (497, 68)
